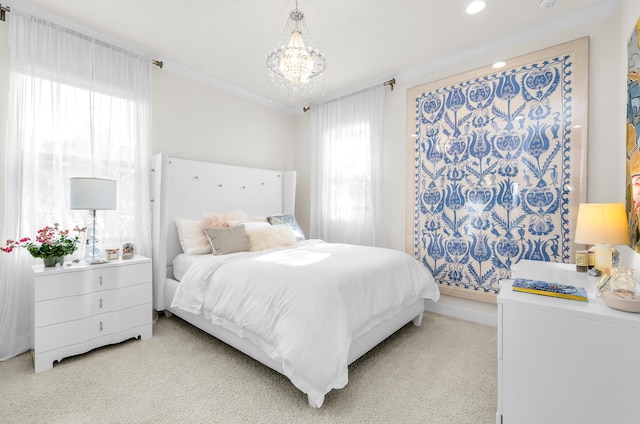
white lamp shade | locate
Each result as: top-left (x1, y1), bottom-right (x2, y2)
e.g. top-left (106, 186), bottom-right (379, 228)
top-left (69, 177), bottom-right (117, 210)
top-left (574, 203), bottom-right (630, 245)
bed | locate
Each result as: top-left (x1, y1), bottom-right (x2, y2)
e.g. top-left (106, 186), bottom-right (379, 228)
top-left (151, 153), bottom-right (440, 407)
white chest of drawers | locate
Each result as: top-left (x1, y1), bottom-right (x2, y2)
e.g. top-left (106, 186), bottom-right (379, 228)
top-left (32, 255), bottom-right (152, 372)
top-left (497, 259), bottom-right (640, 424)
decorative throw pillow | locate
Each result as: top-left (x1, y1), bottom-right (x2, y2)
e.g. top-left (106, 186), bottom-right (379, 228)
top-left (267, 214), bottom-right (305, 241)
top-left (175, 219), bottom-right (212, 254)
top-left (201, 210), bottom-right (250, 229)
top-left (248, 224), bottom-right (296, 252)
top-left (204, 225), bottom-right (250, 255)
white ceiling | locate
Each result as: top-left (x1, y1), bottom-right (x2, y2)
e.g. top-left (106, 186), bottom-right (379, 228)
top-left (5, 0), bottom-right (618, 112)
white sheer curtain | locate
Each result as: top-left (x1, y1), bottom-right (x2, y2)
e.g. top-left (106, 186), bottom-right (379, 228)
top-left (0, 10), bottom-right (152, 360)
top-left (310, 85), bottom-right (385, 246)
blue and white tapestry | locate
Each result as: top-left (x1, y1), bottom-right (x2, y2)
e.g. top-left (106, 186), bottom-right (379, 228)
top-left (408, 38), bottom-right (588, 301)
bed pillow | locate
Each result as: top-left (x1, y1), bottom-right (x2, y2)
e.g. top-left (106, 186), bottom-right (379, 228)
top-left (248, 224), bottom-right (296, 252)
top-left (267, 214), bottom-right (306, 241)
top-left (201, 210), bottom-right (250, 229)
top-left (240, 221), bottom-right (272, 232)
top-left (227, 216), bottom-right (270, 227)
top-left (175, 219), bottom-right (212, 254)
top-left (204, 225), bottom-right (250, 255)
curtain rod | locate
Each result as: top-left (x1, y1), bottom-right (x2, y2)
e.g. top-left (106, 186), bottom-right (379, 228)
top-left (0, 4), bottom-right (163, 68)
top-left (302, 78), bottom-right (395, 112)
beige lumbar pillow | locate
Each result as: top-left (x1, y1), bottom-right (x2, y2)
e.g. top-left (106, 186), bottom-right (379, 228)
top-left (204, 225), bottom-right (250, 255)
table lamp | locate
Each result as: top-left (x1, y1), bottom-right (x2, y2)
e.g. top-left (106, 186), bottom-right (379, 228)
top-left (69, 177), bottom-right (117, 264)
top-left (574, 203), bottom-right (630, 274)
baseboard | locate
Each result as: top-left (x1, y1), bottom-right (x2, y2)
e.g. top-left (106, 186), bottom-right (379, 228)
top-left (424, 295), bottom-right (498, 327)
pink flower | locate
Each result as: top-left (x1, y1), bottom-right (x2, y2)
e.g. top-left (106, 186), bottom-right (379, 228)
top-left (1, 224), bottom-right (85, 259)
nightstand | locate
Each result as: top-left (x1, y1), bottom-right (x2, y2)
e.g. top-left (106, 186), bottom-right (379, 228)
top-left (32, 255), bottom-right (152, 373)
top-left (496, 259), bottom-right (640, 424)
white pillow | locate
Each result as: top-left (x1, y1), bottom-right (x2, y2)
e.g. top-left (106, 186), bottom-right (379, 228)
top-left (248, 224), bottom-right (296, 252)
top-left (175, 219), bottom-right (212, 255)
top-left (241, 221), bottom-right (272, 232)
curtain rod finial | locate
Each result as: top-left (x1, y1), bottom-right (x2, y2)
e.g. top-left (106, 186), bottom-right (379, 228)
top-left (384, 78), bottom-right (396, 91)
top-left (0, 4), bottom-right (10, 21)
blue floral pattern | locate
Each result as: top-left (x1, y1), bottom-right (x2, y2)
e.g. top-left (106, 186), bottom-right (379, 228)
top-left (411, 55), bottom-right (577, 295)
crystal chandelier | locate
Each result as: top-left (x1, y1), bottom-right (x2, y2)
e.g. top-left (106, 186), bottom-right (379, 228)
top-left (266, 1), bottom-right (326, 97)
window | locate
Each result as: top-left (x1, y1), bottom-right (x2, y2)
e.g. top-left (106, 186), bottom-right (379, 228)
top-left (16, 73), bottom-right (146, 251)
top-left (326, 122), bottom-right (372, 223)
top-left (310, 85), bottom-right (385, 246)
top-left (1, 8), bottom-right (152, 360)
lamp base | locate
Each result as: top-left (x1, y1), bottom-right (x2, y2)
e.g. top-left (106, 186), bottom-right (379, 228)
top-left (88, 258), bottom-right (109, 265)
top-left (592, 243), bottom-right (613, 275)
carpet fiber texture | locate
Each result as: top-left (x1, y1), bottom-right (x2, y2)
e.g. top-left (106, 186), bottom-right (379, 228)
top-left (0, 311), bottom-right (497, 423)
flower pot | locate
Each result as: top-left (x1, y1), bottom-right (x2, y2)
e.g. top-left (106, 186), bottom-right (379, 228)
top-left (42, 256), bottom-right (64, 267)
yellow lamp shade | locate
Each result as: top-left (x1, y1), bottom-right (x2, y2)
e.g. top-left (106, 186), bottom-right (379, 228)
top-left (574, 203), bottom-right (630, 273)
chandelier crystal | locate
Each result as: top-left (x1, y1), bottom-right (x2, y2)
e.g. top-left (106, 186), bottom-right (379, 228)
top-left (266, 2), bottom-right (326, 97)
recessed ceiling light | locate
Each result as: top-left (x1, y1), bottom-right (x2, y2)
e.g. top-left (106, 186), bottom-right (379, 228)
top-left (492, 61), bottom-right (506, 69)
top-left (466, 1), bottom-right (486, 14)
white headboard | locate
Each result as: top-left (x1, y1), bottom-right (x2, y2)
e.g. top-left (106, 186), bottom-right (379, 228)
top-left (151, 153), bottom-right (296, 310)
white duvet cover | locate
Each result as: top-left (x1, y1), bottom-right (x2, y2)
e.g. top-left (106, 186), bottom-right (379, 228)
top-left (171, 240), bottom-right (439, 407)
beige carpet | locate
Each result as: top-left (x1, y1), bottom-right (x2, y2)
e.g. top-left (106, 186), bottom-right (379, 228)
top-left (0, 312), bottom-right (497, 424)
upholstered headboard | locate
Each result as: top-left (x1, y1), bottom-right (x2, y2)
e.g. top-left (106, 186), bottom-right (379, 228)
top-left (151, 153), bottom-right (296, 310)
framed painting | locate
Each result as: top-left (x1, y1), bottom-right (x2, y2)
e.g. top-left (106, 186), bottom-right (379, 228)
top-left (626, 17), bottom-right (640, 252)
top-left (406, 37), bottom-right (589, 302)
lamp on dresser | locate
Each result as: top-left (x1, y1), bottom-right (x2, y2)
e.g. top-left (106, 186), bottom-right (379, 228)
top-left (574, 202), bottom-right (630, 274)
top-left (69, 177), bottom-right (117, 264)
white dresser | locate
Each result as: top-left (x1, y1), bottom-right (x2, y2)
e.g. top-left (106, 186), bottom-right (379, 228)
top-left (497, 259), bottom-right (640, 424)
top-left (32, 255), bottom-right (152, 372)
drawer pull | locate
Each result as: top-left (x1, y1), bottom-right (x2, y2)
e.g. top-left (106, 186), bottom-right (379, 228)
top-left (99, 299), bottom-right (103, 308)
top-left (99, 322), bottom-right (103, 331)
top-left (99, 276), bottom-right (103, 285)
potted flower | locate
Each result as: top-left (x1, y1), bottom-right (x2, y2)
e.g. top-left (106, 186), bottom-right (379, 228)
top-left (1, 223), bottom-right (86, 267)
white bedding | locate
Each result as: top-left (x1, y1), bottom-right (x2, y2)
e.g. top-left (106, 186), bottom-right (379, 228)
top-left (172, 252), bottom-right (210, 281)
top-left (171, 240), bottom-right (439, 407)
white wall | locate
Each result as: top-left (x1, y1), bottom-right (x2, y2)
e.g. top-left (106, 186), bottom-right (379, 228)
top-left (293, 112), bottom-right (311, 234)
top-left (294, 14), bottom-right (625, 253)
top-left (152, 69), bottom-right (296, 172)
top-left (292, 5), bottom-right (637, 324)
top-left (2, 4), bottom-right (640, 324)
top-left (1, 7), bottom-right (629, 242)
top-left (0, 23), bottom-right (297, 236)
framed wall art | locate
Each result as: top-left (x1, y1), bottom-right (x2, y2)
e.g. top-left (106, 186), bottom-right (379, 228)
top-left (626, 17), bottom-right (640, 252)
top-left (406, 37), bottom-right (588, 302)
